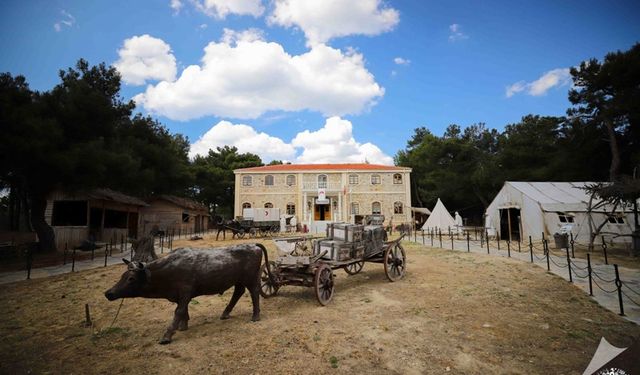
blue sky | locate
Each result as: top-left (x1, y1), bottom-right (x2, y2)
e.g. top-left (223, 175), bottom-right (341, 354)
top-left (1, 0), bottom-right (639, 165)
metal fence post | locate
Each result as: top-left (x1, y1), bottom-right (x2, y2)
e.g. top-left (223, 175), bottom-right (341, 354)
top-left (614, 264), bottom-right (624, 316)
top-left (422, 229), bottom-right (425, 245)
top-left (466, 232), bottom-right (470, 252)
top-left (601, 236), bottom-right (608, 265)
top-left (439, 229), bottom-right (442, 248)
top-left (587, 253), bottom-right (593, 296)
top-left (517, 240), bottom-right (521, 253)
top-left (570, 232), bottom-right (575, 258)
top-left (63, 242), bottom-right (68, 265)
top-left (497, 235), bottom-right (500, 251)
top-left (545, 240), bottom-right (550, 271)
top-left (507, 241), bottom-right (511, 257)
top-left (25, 246), bottom-right (33, 280)
top-left (529, 236), bottom-right (533, 263)
top-left (72, 248), bottom-right (76, 272)
top-left (450, 232), bottom-right (454, 250)
top-left (565, 247), bottom-right (572, 283)
top-left (104, 245), bottom-right (108, 267)
top-left (486, 230), bottom-right (490, 254)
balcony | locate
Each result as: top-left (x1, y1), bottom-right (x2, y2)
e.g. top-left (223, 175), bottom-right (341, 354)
top-left (302, 182), bottom-right (343, 192)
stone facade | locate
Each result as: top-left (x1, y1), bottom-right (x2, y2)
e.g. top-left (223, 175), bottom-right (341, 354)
top-left (233, 164), bottom-right (412, 230)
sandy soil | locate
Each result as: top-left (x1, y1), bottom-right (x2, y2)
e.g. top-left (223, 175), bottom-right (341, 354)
top-left (1, 236), bottom-right (639, 375)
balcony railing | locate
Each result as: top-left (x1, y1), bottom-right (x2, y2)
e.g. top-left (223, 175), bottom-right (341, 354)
top-left (302, 182), bottom-right (343, 191)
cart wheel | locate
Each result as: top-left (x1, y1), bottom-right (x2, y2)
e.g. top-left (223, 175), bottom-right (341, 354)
top-left (237, 229), bottom-right (246, 239)
top-left (384, 242), bottom-right (406, 282)
top-left (314, 264), bottom-right (335, 306)
top-left (344, 261), bottom-right (364, 275)
top-left (259, 261), bottom-right (279, 298)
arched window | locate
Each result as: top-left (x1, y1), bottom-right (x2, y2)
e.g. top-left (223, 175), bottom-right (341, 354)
top-left (264, 202), bottom-right (273, 208)
top-left (286, 203), bottom-right (295, 215)
top-left (286, 175), bottom-right (296, 186)
top-left (242, 176), bottom-right (252, 186)
top-left (394, 201), bottom-right (403, 214)
top-left (372, 202), bottom-right (381, 214)
top-left (318, 174), bottom-right (327, 189)
top-left (349, 174), bottom-right (358, 184)
top-left (242, 202), bottom-right (252, 209)
top-left (265, 175), bottom-right (274, 186)
top-left (371, 174), bottom-right (381, 185)
top-left (393, 173), bottom-right (403, 184)
top-left (351, 202), bottom-right (359, 215)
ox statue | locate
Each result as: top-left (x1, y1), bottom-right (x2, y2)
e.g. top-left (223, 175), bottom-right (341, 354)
top-left (104, 243), bottom-right (273, 344)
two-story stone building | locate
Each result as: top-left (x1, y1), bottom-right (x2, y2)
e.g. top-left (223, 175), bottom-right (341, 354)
top-left (233, 163), bottom-right (412, 232)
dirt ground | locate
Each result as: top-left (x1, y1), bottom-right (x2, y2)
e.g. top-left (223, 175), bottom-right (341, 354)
top-left (1, 235), bottom-right (639, 375)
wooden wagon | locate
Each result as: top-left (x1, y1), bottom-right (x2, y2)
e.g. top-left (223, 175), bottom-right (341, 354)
top-left (260, 222), bottom-right (406, 305)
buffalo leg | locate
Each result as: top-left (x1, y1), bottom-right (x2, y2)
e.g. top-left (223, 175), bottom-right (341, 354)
top-left (160, 299), bottom-right (189, 344)
top-left (249, 284), bottom-right (261, 322)
top-left (178, 308), bottom-right (189, 331)
top-left (220, 284), bottom-right (245, 320)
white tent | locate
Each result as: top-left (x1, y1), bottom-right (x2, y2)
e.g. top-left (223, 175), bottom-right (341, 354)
top-left (421, 198), bottom-right (457, 232)
top-left (485, 182), bottom-right (636, 245)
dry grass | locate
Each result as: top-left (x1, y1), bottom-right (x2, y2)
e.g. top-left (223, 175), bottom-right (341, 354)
top-left (1, 236), bottom-right (638, 374)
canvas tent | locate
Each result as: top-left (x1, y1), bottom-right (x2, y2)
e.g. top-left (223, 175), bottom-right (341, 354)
top-left (485, 182), bottom-right (636, 245)
top-left (421, 198), bottom-right (457, 232)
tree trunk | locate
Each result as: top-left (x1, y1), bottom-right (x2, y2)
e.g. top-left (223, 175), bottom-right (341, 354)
top-left (605, 119), bottom-right (621, 181)
top-left (30, 192), bottom-right (57, 252)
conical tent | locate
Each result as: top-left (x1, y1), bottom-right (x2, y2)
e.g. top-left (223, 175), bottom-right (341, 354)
top-left (421, 198), bottom-right (456, 232)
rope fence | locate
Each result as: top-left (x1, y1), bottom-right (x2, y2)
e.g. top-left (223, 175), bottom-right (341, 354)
top-left (407, 229), bottom-right (640, 317)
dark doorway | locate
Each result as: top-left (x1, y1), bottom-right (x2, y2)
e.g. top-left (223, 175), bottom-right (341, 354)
top-left (314, 204), bottom-right (331, 221)
top-left (128, 212), bottom-right (138, 239)
top-left (89, 207), bottom-right (103, 240)
top-left (499, 208), bottom-right (521, 242)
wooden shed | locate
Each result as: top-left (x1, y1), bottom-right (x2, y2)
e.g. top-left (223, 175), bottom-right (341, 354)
top-left (141, 195), bottom-right (210, 236)
top-left (45, 189), bottom-right (148, 250)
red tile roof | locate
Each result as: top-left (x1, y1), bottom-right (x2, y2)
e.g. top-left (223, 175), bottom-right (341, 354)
top-left (235, 163), bottom-right (410, 172)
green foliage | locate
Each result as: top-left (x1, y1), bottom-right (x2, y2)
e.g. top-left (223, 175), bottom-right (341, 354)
top-left (191, 146), bottom-right (262, 218)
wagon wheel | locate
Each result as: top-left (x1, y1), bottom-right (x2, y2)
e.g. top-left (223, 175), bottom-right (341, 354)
top-left (236, 228), bottom-right (246, 239)
top-left (314, 264), bottom-right (335, 306)
top-left (260, 261), bottom-right (280, 298)
top-left (384, 242), bottom-right (406, 282)
top-left (343, 261), bottom-right (364, 275)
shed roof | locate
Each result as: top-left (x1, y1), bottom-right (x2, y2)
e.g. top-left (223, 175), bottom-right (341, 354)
top-left (87, 189), bottom-right (148, 207)
top-left (235, 163), bottom-right (410, 173)
top-left (153, 195), bottom-right (209, 212)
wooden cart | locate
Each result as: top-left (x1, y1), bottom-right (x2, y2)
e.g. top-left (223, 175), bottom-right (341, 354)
top-left (260, 232), bottom-right (406, 306)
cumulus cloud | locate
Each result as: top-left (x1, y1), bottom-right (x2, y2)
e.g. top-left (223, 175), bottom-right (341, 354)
top-left (448, 23), bottom-right (469, 42)
top-left (506, 68), bottom-right (571, 98)
top-left (133, 31), bottom-right (384, 120)
top-left (189, 117), bottom-right (394, 165)
top-left (189, 121), bottom-right (296, 160)
top-left (291, 117), bottom-right (393, 164)
top-left (269, 0), bottom-right (399, 46)
top-left (114, 35), bottom-right (177, 86)
top-left (53, 10), bottom-right (75, 32)
top-left (192, 0), bottom-right (264, 19)
top-left (170, 0), bottom-right (183, 14)
top-left (393, 57), bottom-right (410, 65)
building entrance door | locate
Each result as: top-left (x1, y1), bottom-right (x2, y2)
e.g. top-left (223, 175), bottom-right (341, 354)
top-left (314, 201), bottom-right (332, 221)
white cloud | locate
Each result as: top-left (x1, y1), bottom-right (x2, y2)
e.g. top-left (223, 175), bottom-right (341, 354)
top-left (189, 117), bottom-right (394, 165)
top-left (133, 31), bottom-right (384, 120)
top-left (189, 120), bottom-right (296, 160)
top-left (53, 10), bottom-right (75, 32)
top-left (291, 117), bottom-right (393, 164)
top-left (393, 57), bottom-right (410, 65)
top-left (269, 0), bottom-right (399, 46)
top-left (192, 0), bottom-right (264, 19)
top-left (448, 23), bottom-right (469, 42)
top-left (170, 0), bottom-right (183, 14)
top-left (506, 68), bottom-right (571, 98)
top-left (114, 35), bottom-right (177, 86)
